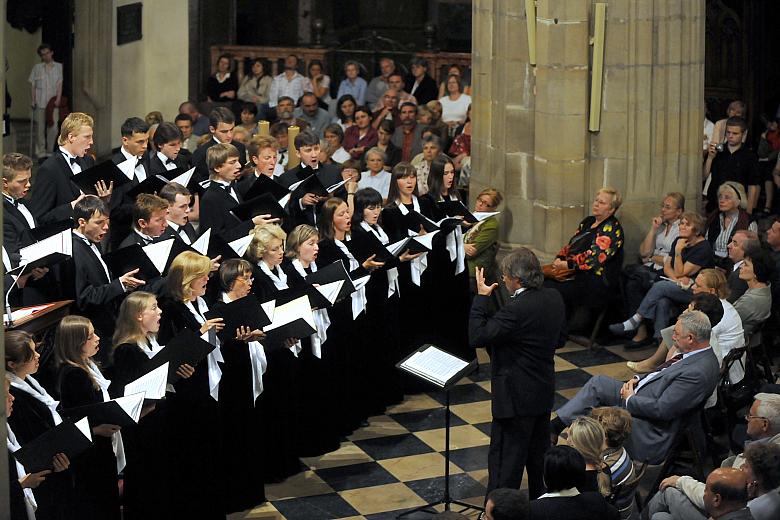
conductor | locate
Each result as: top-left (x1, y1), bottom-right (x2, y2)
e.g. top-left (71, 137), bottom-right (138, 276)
top-left (469, 248), bottom-right (566, 499)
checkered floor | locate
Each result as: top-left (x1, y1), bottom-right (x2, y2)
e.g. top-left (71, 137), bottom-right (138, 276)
top-left (227, 342), bottom-right (643, 520)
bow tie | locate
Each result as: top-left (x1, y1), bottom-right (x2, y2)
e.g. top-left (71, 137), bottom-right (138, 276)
top-left (222, 182), bottom-right (235, 192)
top-left (68, 157), bottom-right (78, 165)
top-left (5, 196), bottom-right (18, 207)
top-left (165, 158), bottom-right (175, 165)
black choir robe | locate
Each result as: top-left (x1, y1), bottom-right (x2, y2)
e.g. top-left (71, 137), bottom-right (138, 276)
top-left (7, 449), bottom-right (27, 520)
top-left (157, 296), bottom-right (226, 519)
top-left (107, 151), bottom-right (152, 251)
top-left (57, 365), bottom-right (120, 520)
top-left (8, 384), bottom-right (75, 520)
top-left (108, 342), bottom-right (171, 520)
top-left (145, 151), bottom-right (191, 177)
top-left (277, 163), bottom-right (346, 227)
top-left (27, 153), bottom-right (93, 225)
top-left (191, 138), bottom-right (247, 185)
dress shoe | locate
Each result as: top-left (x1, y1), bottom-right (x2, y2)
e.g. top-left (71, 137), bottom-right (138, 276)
top-left (623, 337), bottom-right (656, 350)
top-left (626, 361), bottom-right (651, 374)
top-left (609, 323), bottom-right (634, 337)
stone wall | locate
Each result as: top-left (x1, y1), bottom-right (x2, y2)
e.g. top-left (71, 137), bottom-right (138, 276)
top-left (471, 0), bottom-right (705, 261)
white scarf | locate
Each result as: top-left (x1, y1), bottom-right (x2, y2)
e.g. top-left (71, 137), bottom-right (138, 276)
top-left (9, 374), bottom-right (62, 426)
top-left (397, 197), bottom-right (428, 285)
top-left (7, 425), bottom-right (37, 520)
top-left (291, 259), bottom-right (331, 358)
top-left (360, 221), bottom-right (400, 298)
top-left (184, 297), bottom-right (224, 401)
top-left (222, 292), bottom-right (268, 403)
top-left (86, 360), bottom-right (126, 473)
top-left (334, 237), bottom-right (368, 319)
top-left (442, 194), bottom-right (466, 275)
top-left (259, 261), bottom-right (288, 290)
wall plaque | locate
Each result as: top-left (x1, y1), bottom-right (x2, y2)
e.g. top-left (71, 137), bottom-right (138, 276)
top-left (117, 3), bottom-right (142, 45)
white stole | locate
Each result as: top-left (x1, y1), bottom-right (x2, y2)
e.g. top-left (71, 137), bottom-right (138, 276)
top-left (9, 374), bottom-right (63, 426)
top-left (334, 238), bottom-right (368, 319)
top-left (86, 360), bottom-right (126, 473)
top-left (184, 297), bottom-right (224, 400)
top-left (442, 194), bottom-right (466, 275)
top-left (222, 293), bottom-right (268, 403)
top-left (7, 426), bottom-right (37, 520)
top-left (360, 221), bottom-right (400, 298)
top-left (397, 198), bottom-right (428, 285)
top-left (292, 259), bottom-right (331, 358)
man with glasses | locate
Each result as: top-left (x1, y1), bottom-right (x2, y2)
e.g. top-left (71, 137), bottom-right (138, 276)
top-left (371, 88), bottom-right (401, 129)
top-left (28, 43), bottom-right (63, 159)
top-left (725, 230), bottom-right (761, 303)
top-left (647, 392), bottom-right (780, 520)
top-left (292, 91), bottom-right (330, 138)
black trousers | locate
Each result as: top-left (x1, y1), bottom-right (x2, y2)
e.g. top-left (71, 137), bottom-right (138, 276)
top-left (487, 414), bottom-right (549, 499)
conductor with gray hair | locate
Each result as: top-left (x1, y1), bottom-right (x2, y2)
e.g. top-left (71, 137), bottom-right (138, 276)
top-left (469, 247), bottom-right (566, 499)
top-left (550, 310), bottom-right (720, 464)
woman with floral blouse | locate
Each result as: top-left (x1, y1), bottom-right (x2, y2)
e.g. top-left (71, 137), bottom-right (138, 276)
top-left (544, 187), bottom-right (625, 318)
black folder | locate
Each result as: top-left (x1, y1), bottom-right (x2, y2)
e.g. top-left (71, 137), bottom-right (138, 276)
top-left (29, 219), bottom-right (74, 243)
top-left (345, 232), bottom-right (394, 264)
top-left (290, 174), bottom-right (347, 198)
top-left (271, 283), bottom-right (333, 309)
top-left (126, 174), bottom-right (170, 199)
top-left (243, 173), bottom-right (291, 202)
top-left (230, 192), bottom-right (287, 222)
top-left (102, 244), bottom-right (162, 281)
top-left (262, 296), bottom-right (317, 342)
top-left (304, 260), bottom-right (356, 303)
top-left (12, 419), bottom-right (93, 473)
top-left (71, 161), bottom-right (131, 195)
top-left (437, 200), bottom-right (479, 223)
top-left (62, 398), bottom-right (140, 429)
top-left (205, 295), bottom-right (272, 333)
top-left (143, 328), bottom-right (216, 383)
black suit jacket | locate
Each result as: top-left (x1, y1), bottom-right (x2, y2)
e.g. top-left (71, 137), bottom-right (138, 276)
top-left (146, 151), bottom-right (191, 177)
top-left (198, 182), bottom-right (254, 242)
top-left (110, 149), bottom-right (153, 207)
top-left (278, 163), bottom-right (345, 227)
top-left (3, 198), bottom-right (37, 253)
top-left (726, 267), bottom-right (748, 304)
top-left (529, 493), bottom-right (620, 520)
top-left (191, 138), bottom-right (247, 185)
top-left (27, 153), bottom-right (93, 224)
top-left (469, 287), bottom-right (566, 418)
top-left (405, 74), bottom-right (438, 105)
top-left (61, 236), bottom-right (126, 340)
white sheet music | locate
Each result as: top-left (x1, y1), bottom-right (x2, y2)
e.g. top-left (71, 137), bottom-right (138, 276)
top-left (229, 234), bottom-right (253, 257)
top-left (124, 363), bottom-right (169, 400)
top-left (326, 178), bottom-right (349, 193)
top-left (19, 229), bottom-right (72, 264)
top-left (74, 417), bottom-right (93, 442)
top-left (288, 176), bottom-right (310, 192)
top-left (170, 166), bottom-right (195, 187)
top-left (472, 211), bottom-right (500, 222)
top-left (387, 237), bottom-right (410, 256)
top-left (411, 230), bottom-right (438, 251)
top-left (315, 280), bottom-right (344, 305)
top-left (400, 345), bottom-right (469, 387)
top-left (3, 304), bottom-right (51, 324)
top-left (263, 295), bottom-right (316, 332)
top-left (115, 393), bottom-right (145, 423)
top-left (142, 239), bottom-right (175, 275)
top-left (191, 228), bottom-right (211, 256)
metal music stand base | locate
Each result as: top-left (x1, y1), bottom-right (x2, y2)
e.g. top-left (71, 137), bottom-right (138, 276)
top-left (396, 390), bottom-right (485, 518)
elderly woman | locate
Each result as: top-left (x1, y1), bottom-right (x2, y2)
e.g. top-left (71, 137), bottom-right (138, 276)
top-left (237, 58), bottom-right (272, 120)
top-left (706, 181), bottom-right (758, 270)
top-left (465, 188), bottom-right (503, 296)
top-left (733, 249), bottom-right (773, 339)
top-left (622, 192), bottom-right (684, 317)
top-left (544, 187), bottom-right (625, 317)
top-left (610, 211), bottom-right (714, 349)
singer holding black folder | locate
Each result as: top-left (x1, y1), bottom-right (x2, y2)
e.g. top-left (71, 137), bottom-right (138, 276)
top-left (199, 143), bottom-right (279, 242)
top-left (111, 292), bottom-right (194, 520)
top-left (244, 224), bottom-right (302, 481)
top-left (282, 225), bottom-right (341, 456)
top-left (468, 248), bottom-right (566, 500)
top-left (55, 316), bottom-right (121, 520)
top-left (157, 251), bottom-right (226, 519)
top-left (210, 259), bottom-right (268, 511)
top-left (6, 331), bottom-right (73, 520)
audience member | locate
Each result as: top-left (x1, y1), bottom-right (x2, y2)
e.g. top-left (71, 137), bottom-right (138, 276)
top-left (590, 407), bottom-right (637, 520)
top-left (306, 59), bottom-right (333, 113)
top-left (566, 416), bottom-right (612, 497)
top-left (357, 147), bottom-right (391, 199)
top-left (741, 443), bottom-right (780, 520)
top-left (178, 101), bottom-right (210, 136)
top-left (437, 64), bottom-right (471, 98)
top-left (293, 92), bottom-right (331, 137)
top-left (485, 488), bottom-right (529, 520)
top-left (439, 74), bottom-right (471, 130)
top-left (375, 119), bottom-right (401, 169)
top-left (366, 57), bottom-right (396, 108)
top-left (342, 106), bottom-right (378, 160)
top-left (334, 94), bottom-right (357, 129)
top-left (238, 102), bottom-right (260, 138)
top-left (336, 60), bottom-right (367, 106)
top-left (28, 43), bottom-right (63, 159)
top-left (392, 102), bottom-right (424, 163)
top-left (274, 95), bottom-right (296, 126)
top-left (237, 58), bottom-right (272, 120)
top-left (732, 249), bottom-right (773, 338)
top-left (268, 54), bottom-right (312, 108)
top-left (412, 134), bottom-right (443, 195)
top-left (206, 54), bottom-right (238, 104)
top-left (705, 117), bottom-right (761, 214)
top-left (174, 113), bottom-right (200, 153)
top-left (371, 88), bottom-right (401, 129)
top-left (387, 72), bottom-right (417, 106)
top-left (551, 311), bottom-right (719, 464)
top-left (406, 57), bottom-right (438, 105)
top-left (323, 123), bottom-right (350, 164)
top-left (725, 230), bottom-right (761, 303)
top-left (144, 111), bottom-right (163, 126)
top-left (706, 181), bottom-right (758, 269)
top-left (529, 446), bottom-right (619, 520)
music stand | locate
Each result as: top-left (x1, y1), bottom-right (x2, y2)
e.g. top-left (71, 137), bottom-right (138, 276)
top-left (396, 344), bottom-right (482, 518)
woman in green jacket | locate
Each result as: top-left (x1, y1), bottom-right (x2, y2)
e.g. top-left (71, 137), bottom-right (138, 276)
top-left (464, 188), bottom-right (503, 295)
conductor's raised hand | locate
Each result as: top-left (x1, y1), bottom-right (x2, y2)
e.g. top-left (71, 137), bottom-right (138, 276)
top-left (476, 266), bottom-right (498, 296)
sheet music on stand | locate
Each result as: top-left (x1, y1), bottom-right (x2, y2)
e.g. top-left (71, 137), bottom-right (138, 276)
top-left (397, 344), bottom-right (476, 390)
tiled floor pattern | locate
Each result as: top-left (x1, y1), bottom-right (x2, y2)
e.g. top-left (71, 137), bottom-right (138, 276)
top-left (227, 343), bottom-right (645, 520)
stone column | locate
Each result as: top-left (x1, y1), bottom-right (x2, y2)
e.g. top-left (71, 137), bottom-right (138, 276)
top-left (471, 0), bottom-right (705, 259)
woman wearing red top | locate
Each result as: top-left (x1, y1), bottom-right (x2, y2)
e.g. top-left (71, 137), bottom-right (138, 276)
top-left (342, 106), bottom-right (378, 161)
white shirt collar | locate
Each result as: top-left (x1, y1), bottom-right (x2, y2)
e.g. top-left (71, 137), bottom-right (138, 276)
top-left (120, 146), bottom-right (138, 162)
top-left (513, 287), bottom-right (526, 297)
top-left (733, 259), bottom-right (744, 271)
top-left (539, 487), bottom-right (580, 499)
top-left (59, 146), bottom-right (77, 160)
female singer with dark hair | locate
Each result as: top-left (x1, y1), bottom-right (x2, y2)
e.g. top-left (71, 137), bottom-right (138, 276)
top-left (244, 224), bottom-right (302, 481)
top-left (111, 292), bottom-right (194, 519)
top-left (282, 224), bottom-right (341, 455)
top-left (6, 331), bottom-right (73, 520)
top-left (381, 162), bottom-right (437, 382)
top-left (351, 188), bottom-right (421, 406)
top-left (158, 251), bottom-right (226, 519)
top-left (318, 197), bottom-right (384, 429)
top-left (211, 258), bottom-right (268, 511)
top-left (55, 316), bottom-right (121, 520)
top-left (422, 154), bottom-right (473, 361)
